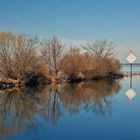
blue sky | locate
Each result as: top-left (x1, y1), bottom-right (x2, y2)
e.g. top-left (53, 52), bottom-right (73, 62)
top-left (0, 0), bottom-right (140, 62)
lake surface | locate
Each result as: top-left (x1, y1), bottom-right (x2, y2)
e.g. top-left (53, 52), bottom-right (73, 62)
top-left (122, 64), bottom-right (140, 73)
top-left (0, 76), bottom-right (140, 140)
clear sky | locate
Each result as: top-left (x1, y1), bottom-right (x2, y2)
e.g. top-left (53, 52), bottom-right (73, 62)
top-left (0, 0), bottom-right (140, 62)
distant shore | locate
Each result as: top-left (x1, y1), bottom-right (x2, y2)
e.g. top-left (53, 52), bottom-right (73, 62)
top-left (123, 73), bottom-right (140, 77)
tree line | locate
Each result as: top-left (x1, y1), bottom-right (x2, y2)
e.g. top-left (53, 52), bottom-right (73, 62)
top-left (0, 32), bottom-right (122, 87)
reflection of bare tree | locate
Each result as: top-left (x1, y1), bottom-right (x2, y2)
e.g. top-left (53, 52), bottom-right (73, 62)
top-left (0, 85), bottom-right (63, 137)
top-left (40, 87), bottom-right (62, 125)
top-left (58, 80), bottom-right (121, 116)
top-left (84, 98), bottom-right (113, 116)
top-left (0, 80), bottom-right (121, 137)
top-left (0, 87), bottom-right (42, 137)
top-left (83, 80), bottom-right (121, 116)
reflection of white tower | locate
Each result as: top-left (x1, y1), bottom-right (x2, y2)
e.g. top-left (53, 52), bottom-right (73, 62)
top-left (126, 88), bottom-right (136, 101)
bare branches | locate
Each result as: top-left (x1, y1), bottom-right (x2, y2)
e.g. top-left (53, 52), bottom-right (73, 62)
top-left (41, 36), bottom-right (64, 76)
top-left (61, 47), bottom-right (81, 77)
top-left (0, 32), bottom-right (16, 78)
top-left (0, 32), bottom-right (39, 81)
top-left (82, 40), bottom-right (115, 58)
top-left (13, 35), bottom-right (39, 80)
top-left (0, 32), bottom-right (121, 84)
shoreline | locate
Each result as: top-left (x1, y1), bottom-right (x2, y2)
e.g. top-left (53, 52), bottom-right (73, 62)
top-left (0, 73), bottom-right (124, 89)
top-left (2, 73), bottom-right (140, 90)
top-left (123, 73), bottom-right (140, 77)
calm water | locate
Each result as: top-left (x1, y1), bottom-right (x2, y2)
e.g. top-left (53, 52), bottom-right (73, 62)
top-left (122, 64), bottom-right (140, 73)
top-left (0, 76), bottom-right (140, 140)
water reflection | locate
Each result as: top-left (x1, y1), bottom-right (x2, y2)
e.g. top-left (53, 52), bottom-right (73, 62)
top-left (0, 80), bottom-right (121, 137)
top-left (58, 80), bottom-right (121, 116)
top-left (0, 87), bottom-right (44, 137)
top-left (125, 75), bottom-right (136, 101)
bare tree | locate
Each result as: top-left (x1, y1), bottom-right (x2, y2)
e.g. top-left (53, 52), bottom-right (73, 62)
top-left (13, 34), bottom-right (39, 81)
top-left (81, 40), bottom-right (121, 77)
top-left (61, 47), bottom-right (82, 79)
top-left (0, 33), bottom-right (122, 84)
top-left (0, 32), bottom-right (16, 79)
top-left (41, 36), bottom-right (64, 77)
top-left (82, 40), bottom-right (115, 58)
top-left (0, 32), bottom-right (39, 83)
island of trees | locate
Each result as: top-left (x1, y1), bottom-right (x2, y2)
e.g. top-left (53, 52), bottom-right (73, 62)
top-left (0, 32), bottom-right (123, 88)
